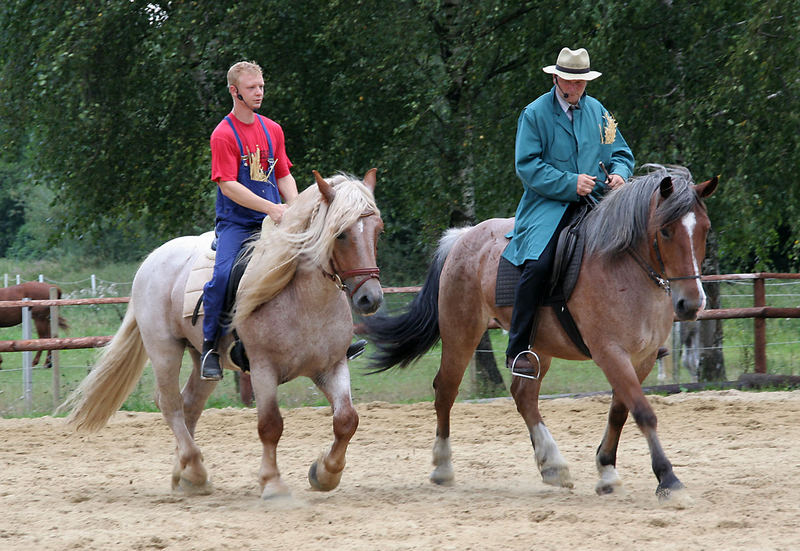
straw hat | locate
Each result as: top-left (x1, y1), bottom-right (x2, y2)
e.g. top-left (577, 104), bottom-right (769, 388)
top-left (542, 47), bottom-right (601, 81)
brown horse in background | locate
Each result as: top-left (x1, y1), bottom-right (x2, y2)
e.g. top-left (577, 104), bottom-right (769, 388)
top-left (0, 281), bottom-right (69, 369)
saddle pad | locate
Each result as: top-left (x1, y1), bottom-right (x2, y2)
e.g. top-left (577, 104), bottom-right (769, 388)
top-left (495, 255), bottom-right (522, 307)
top-left (183, 232), bottom-right (216, 318)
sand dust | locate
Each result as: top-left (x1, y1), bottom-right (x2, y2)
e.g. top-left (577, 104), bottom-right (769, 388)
top-left (1, 390), bottom-right (799, 551)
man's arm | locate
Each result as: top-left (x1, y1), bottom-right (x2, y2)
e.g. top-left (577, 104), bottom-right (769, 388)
top-left (276, 174), bottom-right (298, 205)
top-left (217, 180), bottom-right (287, 222)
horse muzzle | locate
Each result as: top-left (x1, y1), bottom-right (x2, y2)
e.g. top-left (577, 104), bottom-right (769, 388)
top-left (672, 287), bottom-right (706, 321)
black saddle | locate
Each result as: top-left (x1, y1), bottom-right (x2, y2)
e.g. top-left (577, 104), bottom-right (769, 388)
top-left (495, 204), bottom-right (592, 357)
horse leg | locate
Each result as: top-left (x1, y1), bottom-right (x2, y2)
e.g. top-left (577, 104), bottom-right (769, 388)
top-left (307, 360), bottom-right (359, 492)
top-left (429, 325), bottom-right (485, 486)
top-left (248, 365), bottom-right (290, 499)
top-left (594, 392), bottom-right (627, 495)
top-left (32, 317), bottom-right (50, 367)
top-left (181, 347), bottom-right (217, 437)
top-left (149, 344), bottom-right (213, 495)
top-left (510, 357), bottom-right (573, 488)
top-left (594, 351), bottom-right (685, 502)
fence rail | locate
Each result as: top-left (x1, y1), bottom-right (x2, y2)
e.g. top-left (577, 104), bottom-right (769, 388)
top-left (1, 273), bottom-right (798, 411)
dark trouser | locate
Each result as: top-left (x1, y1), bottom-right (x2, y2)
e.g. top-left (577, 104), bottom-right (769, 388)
top-left (506, 211), bottom-right (573, 358)
top-left (202, 220), bottom-right (259, 343)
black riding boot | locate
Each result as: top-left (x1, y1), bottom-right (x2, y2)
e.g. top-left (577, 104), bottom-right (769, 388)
top-left (201, 340), bottom-right (223, 381)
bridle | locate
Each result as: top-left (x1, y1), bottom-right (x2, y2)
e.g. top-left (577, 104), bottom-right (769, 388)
top-left (322, 211), bottom-right (381, 298)
top-left (627, 229), bottom-right (701, 295)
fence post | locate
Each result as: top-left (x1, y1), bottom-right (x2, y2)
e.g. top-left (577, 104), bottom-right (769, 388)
top-left (91, 274), bottom-right (97, 296)
top-left (671, 322), bottom-right (680, 384)
top-left (3, 273), bottom-right (7, 287)
top-left (22, 298), bottom-right (33, 412)
top-left (50, 286), bottom-right (61, 408)
top-left (753, 276), bottom-right (767, 374)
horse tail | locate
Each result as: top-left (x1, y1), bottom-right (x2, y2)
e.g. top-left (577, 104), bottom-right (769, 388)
top-left (364, 227), bottom-right (469, 372)
top-left (59, 302), bottom-right (148, 432)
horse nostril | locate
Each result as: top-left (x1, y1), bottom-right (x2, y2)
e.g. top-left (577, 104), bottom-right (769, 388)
top-left (356, 293), bottom-right (382, 315)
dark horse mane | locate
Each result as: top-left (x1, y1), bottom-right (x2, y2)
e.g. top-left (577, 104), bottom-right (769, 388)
top-left (583, 164), bottom-right (705, 260)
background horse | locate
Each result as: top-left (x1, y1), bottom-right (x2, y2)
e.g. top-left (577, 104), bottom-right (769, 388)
top-left (61, 170), bottom-right (383, 499)
top-left (0, 281), bottom-right (68, 369)
top-left (657, 320), bottom-right (700, 383)
top-left (364, 165), bottom-right (717, 503)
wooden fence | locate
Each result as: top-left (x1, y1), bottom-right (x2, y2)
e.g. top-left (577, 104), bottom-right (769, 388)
top-left (2, 273), bottom-right (799, 409)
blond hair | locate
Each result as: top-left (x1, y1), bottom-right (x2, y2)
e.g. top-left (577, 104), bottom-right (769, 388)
top-left (227, 61), bottom-right (262, 88)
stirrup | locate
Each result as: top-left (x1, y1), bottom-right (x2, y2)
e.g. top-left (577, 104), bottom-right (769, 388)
top-left (510, 350), bottom-right (541, 380)
top-left (200, 348), bottom-right (223, 381)
top-left (347, 339), bottom-right (367, 360)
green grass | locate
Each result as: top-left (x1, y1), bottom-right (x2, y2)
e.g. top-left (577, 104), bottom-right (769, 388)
top-left (1, 260), bottom-right (799, 417)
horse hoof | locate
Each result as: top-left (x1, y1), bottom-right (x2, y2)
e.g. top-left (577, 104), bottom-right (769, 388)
top-left (429, 465), bottom-right (455, 486)
top-left (656, 482), bottom-right (693, 508)
top-left (308, 456), bottom-right (343, 491)
top-left (541, 466), bottom-right (573, 489)
top-left (261, 479), bottom-right (292, 500)
top-left (595, 465), bottom-right (623, 495)
top-left (173, 476), bottom-right (214, 496)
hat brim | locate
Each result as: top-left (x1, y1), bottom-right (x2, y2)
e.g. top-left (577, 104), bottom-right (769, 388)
top-left (542, 65), bottom-right (601, 81)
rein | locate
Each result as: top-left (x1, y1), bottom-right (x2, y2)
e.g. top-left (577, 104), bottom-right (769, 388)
top-left (627, 233), bottom-right (701, 295)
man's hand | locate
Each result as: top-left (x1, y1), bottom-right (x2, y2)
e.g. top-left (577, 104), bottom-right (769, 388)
top-left (607, 174), bottom-right (625, 190)
top-left (266, 202), bottom-right (288, 224)
top-left (577, 174), bottom-right (597, 196)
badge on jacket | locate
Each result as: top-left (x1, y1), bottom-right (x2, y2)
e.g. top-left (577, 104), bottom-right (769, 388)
top-left (600, 112), bottom-right (618, 144)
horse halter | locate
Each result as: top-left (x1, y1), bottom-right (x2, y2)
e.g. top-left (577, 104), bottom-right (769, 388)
top-left (627, 230), bottom-right (701, 294)
top-left (322, 211), bottom-right (381, 298)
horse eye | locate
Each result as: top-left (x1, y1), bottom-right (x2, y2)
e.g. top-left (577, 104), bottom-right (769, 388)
top-left (336, 232), bottom-right (347, 240)
top-left (659, 228), bottom-right (671, 239)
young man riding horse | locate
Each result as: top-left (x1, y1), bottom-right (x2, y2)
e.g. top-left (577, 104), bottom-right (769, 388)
top-left (505, 47), bottom-right (635, 376)
top-left (201, 61), bottom-right (299, 380)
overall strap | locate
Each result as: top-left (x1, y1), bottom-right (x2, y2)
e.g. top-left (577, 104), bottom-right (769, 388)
top-left (224, 115), bottom-right (246, 160)
top-left (255, 115), bottom-right (275, 162)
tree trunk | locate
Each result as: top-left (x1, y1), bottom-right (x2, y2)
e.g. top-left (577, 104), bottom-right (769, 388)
top-left (698, 230), bottom-right (726, 381)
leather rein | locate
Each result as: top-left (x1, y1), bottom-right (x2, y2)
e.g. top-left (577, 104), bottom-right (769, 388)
top-left (322, 211), bottom-right (381, 298)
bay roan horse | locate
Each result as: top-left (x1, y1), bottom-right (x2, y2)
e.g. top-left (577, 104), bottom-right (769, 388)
top-left (364, 165), bottom-right (717, 503)
top-left (0, 281), bottom-right (68, 369)
top-left (61, 170), bottom-right (384, 499)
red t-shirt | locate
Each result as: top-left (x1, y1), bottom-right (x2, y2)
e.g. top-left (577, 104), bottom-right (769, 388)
top-left (210, 113), bottom-right (292, 185)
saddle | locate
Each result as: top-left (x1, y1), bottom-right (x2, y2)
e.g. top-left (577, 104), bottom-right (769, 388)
top-left (495, 204), bottom-right (592, 358)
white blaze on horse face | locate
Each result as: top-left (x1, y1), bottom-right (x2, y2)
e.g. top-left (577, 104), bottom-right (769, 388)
top-left (357, 219), bottom-right (364, 234)
top-left (681, 212), bottom-right (707, 311)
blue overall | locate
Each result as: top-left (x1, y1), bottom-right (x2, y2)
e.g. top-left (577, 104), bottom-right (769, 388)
top-left (203, 115), bottom-right (281, 343)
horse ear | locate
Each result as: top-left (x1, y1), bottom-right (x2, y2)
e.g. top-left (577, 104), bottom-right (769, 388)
top-left (363, 168), bottom-right (377, 192)
top-left (313, 170), bottom-right (336, 204)
top-left (695, 175), bottom-right (718, 198)
top-left (659, 176), bottom-right (674, 199)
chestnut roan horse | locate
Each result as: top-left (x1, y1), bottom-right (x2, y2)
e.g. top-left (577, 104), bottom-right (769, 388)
top-left (61, 170), bottom-right (383, 499)
top-left (364, 165), bottom-right (717, 503)
top-left (0, 281), bottom-right (68, 369)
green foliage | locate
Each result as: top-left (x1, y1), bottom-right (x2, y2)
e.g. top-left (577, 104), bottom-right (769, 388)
top-left (1, 0), bottom-right (799, 280)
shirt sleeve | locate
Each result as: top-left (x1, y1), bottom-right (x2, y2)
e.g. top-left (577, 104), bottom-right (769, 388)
top-left (210, 130), bottom-right (241, 183)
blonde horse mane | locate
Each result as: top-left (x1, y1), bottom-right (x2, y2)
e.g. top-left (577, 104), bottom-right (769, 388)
top-left (233, 173), bottom-right (379, 326)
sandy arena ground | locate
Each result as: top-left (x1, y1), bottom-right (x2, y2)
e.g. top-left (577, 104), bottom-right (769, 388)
top-left (1, 390), bottom-right (799, 551)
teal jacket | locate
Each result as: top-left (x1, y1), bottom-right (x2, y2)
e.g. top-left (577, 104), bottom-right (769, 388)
top-left (503, 87), bottom-right (634, 265)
